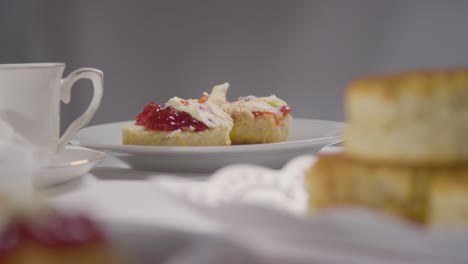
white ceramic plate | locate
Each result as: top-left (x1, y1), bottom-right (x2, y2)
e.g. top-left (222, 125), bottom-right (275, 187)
top-left (70, 118), bottom-right (344, 173)
top-left (34, 145), bottom-right (106, 188)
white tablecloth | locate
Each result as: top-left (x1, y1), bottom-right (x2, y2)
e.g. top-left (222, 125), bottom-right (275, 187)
top-left (41, 146), bottom-right (468, 264)
top-left (44, 154), bottom-right (220, 233)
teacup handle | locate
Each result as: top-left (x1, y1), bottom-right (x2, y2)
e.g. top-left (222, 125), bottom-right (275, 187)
top-left (57, 68), bottom-right (103, 152)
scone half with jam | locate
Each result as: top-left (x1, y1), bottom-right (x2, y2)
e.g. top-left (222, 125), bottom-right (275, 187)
top-left (122, 89), bottom-right (233, 146)
top-left (0, 203), bottom-right (126, 263)
top-left (212, 83), bottom-right (292, 144)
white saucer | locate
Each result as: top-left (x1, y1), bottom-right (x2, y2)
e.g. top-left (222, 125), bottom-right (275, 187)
top-left (34, 145), bottom-right (106, 188)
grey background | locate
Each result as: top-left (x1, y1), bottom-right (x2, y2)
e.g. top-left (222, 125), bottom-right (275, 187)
top-left (1, 0), bottom-right (468, 132)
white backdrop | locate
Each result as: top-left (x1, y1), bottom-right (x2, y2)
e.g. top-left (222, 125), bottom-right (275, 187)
top-left (1, 0), bottom-right (468, 131)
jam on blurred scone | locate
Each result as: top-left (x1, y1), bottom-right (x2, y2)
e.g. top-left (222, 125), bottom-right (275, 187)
top-left (212, 83), bottom-right (292, 144)
top-left (0, 206), bottom-right (125, 264)
top-left (122, 87), bottom-right (233, 146)
top-left (305, 68), bottom-right (468, 228)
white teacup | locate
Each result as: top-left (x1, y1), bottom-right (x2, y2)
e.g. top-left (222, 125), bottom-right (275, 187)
top-left (0, 63), bottom-right (103, 161)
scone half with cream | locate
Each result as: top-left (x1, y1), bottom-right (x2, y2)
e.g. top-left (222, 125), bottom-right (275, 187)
top-left (122, 91), bottom-right (233, 146)
top-left (213, 83), bottom-right (292, 144)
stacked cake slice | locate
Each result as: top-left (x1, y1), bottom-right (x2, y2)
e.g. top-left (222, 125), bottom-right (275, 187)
top-left (306, 68), bottom-right (468, 227)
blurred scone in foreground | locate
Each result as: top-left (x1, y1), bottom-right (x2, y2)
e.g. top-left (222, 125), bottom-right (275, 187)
top-left (306, 153), bottom-right (468, 225)
top-left (431, 172), bottom-right (468, 228)
top-left (0, 204), bottom-right (127, 264)
top-left (344, 69), bottom-right (468, 165)
top-left (307, 68), bottom-right (468, 228)
top-left (306, 153), bottom-right (431, 223)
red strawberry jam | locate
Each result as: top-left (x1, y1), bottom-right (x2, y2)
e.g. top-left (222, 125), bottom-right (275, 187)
top-left (280, 105), bottom-right (292, 116)
top-left (252, 111), bottom-right (280, 126)
top-left (0, 211), bottom-right (105, 261)
top-left (135, 102), bottom-right (209, 132)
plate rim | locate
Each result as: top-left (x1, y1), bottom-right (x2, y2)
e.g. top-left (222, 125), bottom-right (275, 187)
top-left (70, 118), bottom-right (344, 154)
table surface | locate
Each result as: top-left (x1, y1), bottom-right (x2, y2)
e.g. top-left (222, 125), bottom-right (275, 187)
top-left (42, 145), bottom-right (341, 235)
top-left (41, 145), bottom-right (468, 264)
top-left (43, 154), bottom-right (220, 234)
